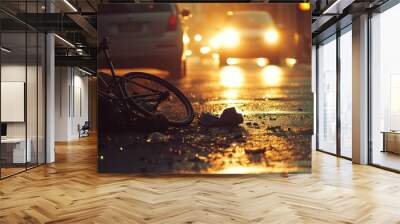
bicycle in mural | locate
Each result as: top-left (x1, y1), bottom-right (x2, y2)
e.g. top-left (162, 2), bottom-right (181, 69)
top-left (97, 37), bottom-right (194, 127)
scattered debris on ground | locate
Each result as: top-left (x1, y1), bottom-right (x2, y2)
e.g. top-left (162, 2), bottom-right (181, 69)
top-left (267, 126), bottom-right (284, 133)
top-left (200, 107), bottom-right (243, 127)
top-left (245, 148), bottom-right (266, 155)
top-left (199, 113), bottom-right (220, 127)
top-left (146, 132), bottom-right (171, 143)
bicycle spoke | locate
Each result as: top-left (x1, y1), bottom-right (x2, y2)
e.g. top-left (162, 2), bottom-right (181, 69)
top-left (130, 92), bottom-right (164, 99)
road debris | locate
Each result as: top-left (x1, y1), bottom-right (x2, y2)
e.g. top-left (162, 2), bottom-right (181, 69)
top-left (200, 107), bottom-right (243, 127)
top-left (146, 132), bottom-right (171, 143)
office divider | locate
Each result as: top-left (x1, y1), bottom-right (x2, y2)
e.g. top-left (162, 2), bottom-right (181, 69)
top-left (0, 1), bottom-right (46, 179)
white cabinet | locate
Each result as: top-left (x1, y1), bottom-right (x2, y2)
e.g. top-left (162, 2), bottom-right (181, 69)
top-left (1, 138), bottom-right (32, 163)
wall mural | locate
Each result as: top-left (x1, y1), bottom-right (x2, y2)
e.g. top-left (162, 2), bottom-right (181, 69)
top-left (97, 3), bottom-right (312, 174)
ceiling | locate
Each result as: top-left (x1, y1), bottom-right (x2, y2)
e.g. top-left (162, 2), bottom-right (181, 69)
top-left (0, 0), bottom-right (392, 70)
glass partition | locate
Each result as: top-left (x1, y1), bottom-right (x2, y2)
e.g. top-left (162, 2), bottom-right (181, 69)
top-left (339, 28), bottom-right (352, 158)
top-left (370, 3), bottom-right (400, 171)
top-left (317, 36), bottom-right (337, 154)
top-left (27, 30), bottom-right (38, 169)
top-left (38, 32), bottom-right (45, 165)
top-left (1, 31), bottom-right (28, 177)
top-left (0, 1), bottom-right (46, 179)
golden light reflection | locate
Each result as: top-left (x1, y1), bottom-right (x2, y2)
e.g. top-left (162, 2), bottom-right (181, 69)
top-left (194, 34), bottom-right (202, 42)
top-left (183, 33), bottom-right (190, 45)
top-left (185, 49), bottom-right (192, 56)
top-left (256, 58), bottom-right (268, 67)
top-left (218, 166), bottom-right (267, 174)
top-left (200, 46), bottom-right (211, 54)
top-left (215, 164), bottom-right (301, 174)
top-left (221, 89), bottom-right (242, 112)
top-left (209, 37), bottom-right (220, 49)
top-left (285, 58), bottom-right (297, 68)
top-left (205, 143), bottom-right (303, 174)
top-left (220, 66), bottom-right (244, 88)
top-left (222, 89), bottom-right (239, 99)
top-left (299, 2), bottom-right (311, 11)
top-left (294, 33), bottom-right (300, 45)
top-left (212, 53), bottom-right (219, 61)
top-left (98, 68), bottom-right (169, 78)
top-left (226, 57), bottom-right (239, 65)
top-left (262, 65), bottom-right (283, 87)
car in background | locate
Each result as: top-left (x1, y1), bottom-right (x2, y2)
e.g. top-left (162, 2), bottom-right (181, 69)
top-left (214, 10), bottom-right (293, 67)
top-left (99, 4), bottom-right (190, 77)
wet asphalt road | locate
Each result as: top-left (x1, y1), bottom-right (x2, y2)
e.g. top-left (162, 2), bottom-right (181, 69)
top-left (99, 56), bottom-right (313, 174)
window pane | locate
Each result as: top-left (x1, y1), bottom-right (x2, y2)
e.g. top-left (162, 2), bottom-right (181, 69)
top-left (340, 29), bottom-right (352, 158)
top-left (38, 33), bottom-right (45, 165)
top-left (1, 31), bottom-right (27, 177)
top-left (318, 37), bottom-right (337, 154)
top-left (312, 45), bottom-right (317, 151)
top-left (371, 4), bottom-right (400, 171)
top-left (27, 31), bottom-right (38, 169)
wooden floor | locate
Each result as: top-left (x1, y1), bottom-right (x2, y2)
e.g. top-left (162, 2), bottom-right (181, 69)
top-left (1, 167), bottom-right (26, 178)
top-left (1, 136), bottom-right (400, 224)
top-left (372, 150), bottom-right (400, 171)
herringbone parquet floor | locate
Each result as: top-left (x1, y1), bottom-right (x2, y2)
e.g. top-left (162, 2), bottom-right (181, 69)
top-left (1, 135), bottom-right (400, 224)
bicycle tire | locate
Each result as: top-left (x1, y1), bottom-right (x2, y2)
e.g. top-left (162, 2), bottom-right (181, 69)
top-left (121, 72), bottom-right (194, 126)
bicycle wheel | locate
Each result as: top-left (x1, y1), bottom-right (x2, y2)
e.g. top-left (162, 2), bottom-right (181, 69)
top-left (121, 72), bottom-right (194, 126)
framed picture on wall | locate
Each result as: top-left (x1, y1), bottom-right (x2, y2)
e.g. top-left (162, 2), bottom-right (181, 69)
top-left (1, 81), bottom-right (25, 122)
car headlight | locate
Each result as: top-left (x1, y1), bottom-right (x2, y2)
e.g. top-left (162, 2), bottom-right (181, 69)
top-left (264, 29), bottom-right (279, 44)
top-left (220, 28), bottom-right (239, 48)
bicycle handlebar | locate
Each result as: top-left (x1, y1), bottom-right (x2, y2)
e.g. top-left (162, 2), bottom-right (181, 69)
top-left (98, 36), bottom-right (118, 79)
top-left (98, 37), bottom-right (111, 53)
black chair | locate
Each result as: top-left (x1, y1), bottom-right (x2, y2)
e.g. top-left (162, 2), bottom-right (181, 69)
top-left (79, 121), bottom-right (90, 138)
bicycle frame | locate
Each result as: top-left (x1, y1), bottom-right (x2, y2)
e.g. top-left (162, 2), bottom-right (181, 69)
top-left (97, 37), bottom-right (170, 115)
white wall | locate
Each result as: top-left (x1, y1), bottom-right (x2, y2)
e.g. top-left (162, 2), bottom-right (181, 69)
top-left (1, 65), bottom-right (26, 139)
top-left (72, 73), bottom-right (89, 138)
top-left (55, 66), bottom-right (70, 141)
top-left (55, 67), bottom-right (89, 141)
top-left (1, 65), bottom-right (40, 138)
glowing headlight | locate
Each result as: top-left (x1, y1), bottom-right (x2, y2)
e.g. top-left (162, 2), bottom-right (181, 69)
top-left (264, 29), bottom-right (279, 44)
top-left (220, 28), bottom-right (239, 48)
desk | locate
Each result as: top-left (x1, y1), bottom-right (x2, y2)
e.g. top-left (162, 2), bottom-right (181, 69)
top-left (382, 131), bottom-right (400, 154)
top-left (1, 138), bottom-right (31, 163)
